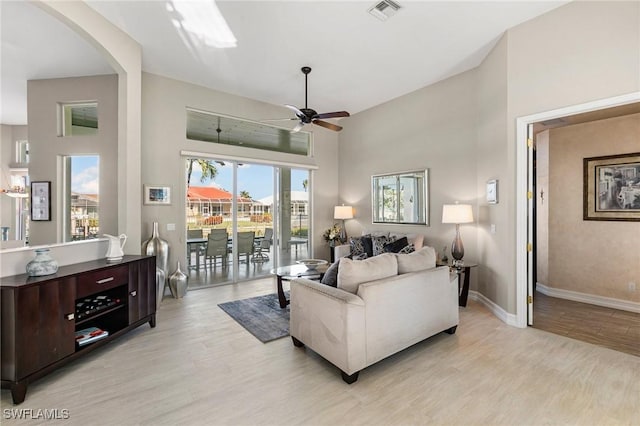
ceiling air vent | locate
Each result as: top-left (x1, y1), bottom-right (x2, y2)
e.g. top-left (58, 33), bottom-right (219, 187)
top-left (368, 0), bottom-right (401, 21)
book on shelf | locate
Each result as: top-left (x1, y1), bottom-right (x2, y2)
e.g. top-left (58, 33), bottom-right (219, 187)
top-left (75, 326), bottom-right (109, 346)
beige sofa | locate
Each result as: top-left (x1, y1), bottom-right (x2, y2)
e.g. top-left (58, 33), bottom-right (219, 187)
top-left (290, 251), bottom-right (458, 383)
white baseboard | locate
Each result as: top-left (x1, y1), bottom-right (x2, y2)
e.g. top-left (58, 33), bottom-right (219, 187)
top-left (468, 291), bottom-right (520, 328)
top-left (536, 283), bottom-right (640, 313)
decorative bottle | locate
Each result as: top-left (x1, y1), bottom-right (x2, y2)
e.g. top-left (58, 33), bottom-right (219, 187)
top-left (141, 222), bottom-right (169, 276)
top-left (26, 248), bottom-right (59, 276)
top-left (168, 261), bottom-right (188, 298)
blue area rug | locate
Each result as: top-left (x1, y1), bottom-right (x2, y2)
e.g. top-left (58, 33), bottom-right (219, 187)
top-left (218, 292), bottom-right (289, 343)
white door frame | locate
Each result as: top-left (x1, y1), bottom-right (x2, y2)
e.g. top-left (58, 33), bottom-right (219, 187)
top-left (514, 91), bottom-right (640, 328)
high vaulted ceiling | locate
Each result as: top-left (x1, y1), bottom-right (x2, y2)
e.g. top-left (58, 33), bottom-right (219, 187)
top-left (1, 0), bottom-right (568, 126)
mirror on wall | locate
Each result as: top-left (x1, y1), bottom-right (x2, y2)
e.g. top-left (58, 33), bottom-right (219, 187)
top-left (372, 169), bottom-right (429, 225)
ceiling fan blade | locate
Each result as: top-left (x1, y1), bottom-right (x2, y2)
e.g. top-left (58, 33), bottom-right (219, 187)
top-left (285, 104), bottom-right (305, 118)
top-left (314, 111), bottom-right (350, 120)
top-left (291, 122), bottom-right (305, 133)
top-left (312, 119), bottom-right (343, 132)
top-left (261, 117), bottom-right (298, 122)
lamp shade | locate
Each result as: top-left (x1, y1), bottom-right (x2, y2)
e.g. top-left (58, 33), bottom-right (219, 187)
top-left (334, 205), bottom-right (354, 220)
top-left (442, 204), bottom-right (473, 224)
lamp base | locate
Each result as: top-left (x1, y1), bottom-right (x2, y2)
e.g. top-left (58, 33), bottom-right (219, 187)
top-left (451, 224), bottom-right (465, 262)
top-left (339, 219), bottom-right (347, 244)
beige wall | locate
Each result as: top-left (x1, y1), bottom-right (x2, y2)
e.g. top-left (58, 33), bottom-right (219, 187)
top-left (339, 70), bottom-right (479, 268)
top-left (475, 33), bottom-right (510, 308)
top-left (141, 73), bottom-right (340, 271)
top-left (547, 114), bottom-right (640, 302)
top-left (27, 75), bottom-right (119, 246)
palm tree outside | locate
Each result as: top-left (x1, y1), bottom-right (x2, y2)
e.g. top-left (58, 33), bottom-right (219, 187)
top-left (186, 159), bottom-right (218, 188)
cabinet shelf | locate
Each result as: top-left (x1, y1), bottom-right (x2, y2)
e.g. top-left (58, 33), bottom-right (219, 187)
top-left (75, 302), bottom-right (126, 327)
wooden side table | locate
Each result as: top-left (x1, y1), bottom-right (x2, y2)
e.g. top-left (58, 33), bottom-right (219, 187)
top-left (438, 261), bottom-right (478, 307)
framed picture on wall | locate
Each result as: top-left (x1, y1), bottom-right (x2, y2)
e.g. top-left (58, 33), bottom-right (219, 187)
top-left (486, 179), bottom-right (498, 204)
top-left (583, 152), bottom-right (640, 221)
top-left (144, 185), bottom-right (171, 205)
top-left (31, 181), bottom-right (51, 221)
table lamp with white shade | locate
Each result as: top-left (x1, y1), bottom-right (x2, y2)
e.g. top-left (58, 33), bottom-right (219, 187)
top-left (442, 203), bottom-right (474, 266)
top-left (334, 205), bottom-right (353, 243)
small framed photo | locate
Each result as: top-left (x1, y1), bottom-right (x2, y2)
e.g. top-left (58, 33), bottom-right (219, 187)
top-left (31, 181), bottom-right (52, 221)
top-left (583, 152), bottom-right (640, 221)
top-left (144, 185), bottom-right (171, 205)
top-left (486, 179), bottom-right (498, 204)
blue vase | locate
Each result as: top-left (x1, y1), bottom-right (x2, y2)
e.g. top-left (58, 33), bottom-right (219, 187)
top-left (26, 248), bottom-right (59, 276)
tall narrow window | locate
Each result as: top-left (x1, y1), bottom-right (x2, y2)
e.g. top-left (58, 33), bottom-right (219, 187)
top-left (63, 155), bottom-right (100, 241)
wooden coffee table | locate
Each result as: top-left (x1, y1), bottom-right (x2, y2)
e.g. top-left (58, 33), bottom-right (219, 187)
top-left (271, 264), bottom-right (328, 308)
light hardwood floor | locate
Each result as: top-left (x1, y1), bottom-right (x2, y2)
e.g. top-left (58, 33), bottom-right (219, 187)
top-left (2, 279), bottom-right (639, 425)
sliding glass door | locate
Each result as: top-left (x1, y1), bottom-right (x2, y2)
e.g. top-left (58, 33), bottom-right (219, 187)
top-left (186, 157), bottom-right (311, 289)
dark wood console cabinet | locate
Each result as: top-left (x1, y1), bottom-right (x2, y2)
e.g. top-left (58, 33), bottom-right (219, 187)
top-left (1, 255), bottom-right (156, 404)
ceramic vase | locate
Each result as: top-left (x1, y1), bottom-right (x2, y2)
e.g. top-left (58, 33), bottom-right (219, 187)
top-left (26, 248), bottom-right (59, 276)
top-left (142, 222), bottom-right (169, 274)
top-left (168, 261), bottom-right (188, 299)
top-left (155, 267), bottom-right (166, 310)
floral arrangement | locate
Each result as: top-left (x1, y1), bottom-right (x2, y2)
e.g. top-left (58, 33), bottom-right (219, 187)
top-left (323, 224), bottom-right (343, 245)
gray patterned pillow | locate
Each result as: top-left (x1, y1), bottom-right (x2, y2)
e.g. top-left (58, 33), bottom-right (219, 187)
top-left (349, 236), bottom-right (366, 257)
top-left (398, 243), bottom-right (415, 254)
top-left (372, 235), bottom-right (397, 256)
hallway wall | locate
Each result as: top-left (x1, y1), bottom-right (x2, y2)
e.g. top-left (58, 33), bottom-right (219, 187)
top-left (546, 113), bottom-right (640, 302)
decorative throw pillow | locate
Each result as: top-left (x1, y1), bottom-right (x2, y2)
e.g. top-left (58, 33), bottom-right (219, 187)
top-left (396, 246), bottom-right (437, 274)
top-left (350, 235), bottom-right (373, 258)
top-left (372, 235), bottom-right (396, 256)
top-left (337, 253), bottom-right (398, 294)
top-left (409, 234), bottom-right (424, 250)
top-left (383, 236), bottom-right (409, 253)
top-left (398, 243), bottom-right (415, 254)
top-left (320, 259), bottom-right (340, 287)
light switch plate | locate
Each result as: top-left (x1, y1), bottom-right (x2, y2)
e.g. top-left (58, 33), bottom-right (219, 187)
top-left (167, 223), bottom-right (176, 231)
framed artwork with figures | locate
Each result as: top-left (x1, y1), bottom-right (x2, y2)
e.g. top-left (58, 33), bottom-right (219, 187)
top-left (583, 152), bottom-right (640, 221)
top-left (31, 181), bottom-right (51, 221)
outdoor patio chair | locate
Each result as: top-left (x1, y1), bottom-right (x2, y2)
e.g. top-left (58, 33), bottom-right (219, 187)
top-left (187, 229), bottom-right (205, 269)
top-left (252, 228), bottom-right (273, 262)
top-left (236, 231), bottom-right (255, 264)
top-left (205, 230), bottom-right (229, 269)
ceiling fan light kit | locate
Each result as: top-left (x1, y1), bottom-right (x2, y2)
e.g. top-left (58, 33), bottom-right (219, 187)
top-left (272, 66), bottom-right (350, 133)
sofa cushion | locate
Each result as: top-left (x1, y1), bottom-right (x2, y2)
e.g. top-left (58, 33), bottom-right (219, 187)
top-left (383, 236), bottom-right (409, 253)
top-left (396, 246), bottom-right (437, 274)
top-left (337, 253), bottom-right (398, 294)
top-left (320, 258), bottom-right (341, 287)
